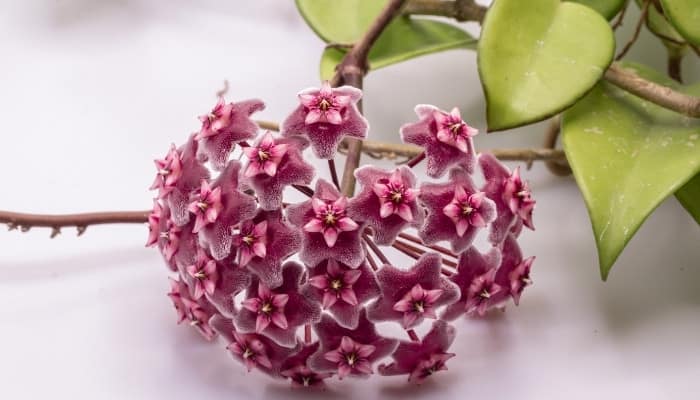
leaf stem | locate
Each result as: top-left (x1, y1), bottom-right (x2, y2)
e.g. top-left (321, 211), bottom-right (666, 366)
top-left (404, 0), bottom-right (487, 23)
top-left (615, 0), bottom-right (650, 61)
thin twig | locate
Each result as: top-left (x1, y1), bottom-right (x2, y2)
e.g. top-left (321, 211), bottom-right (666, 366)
top-left (397, 232), bottom-right (458, 259)
top-left (668, 53), bottom-right (683, 83)
top-left (363, 234), bottom-right (390, 265)
top-left (615, 0), bottom-right (650, 61)
top-left (362, 241), bottom-right (380, 271)
top-left (215, 80), bottom-right (230, 98)
top-left (0, 210), bottom-right (149, 236)
top-left (407, 329), bottom-right (420, 342)
top-left (292, 184), bottom-right (315, 198)
top-left (255, 120), bottom-right (279, 132)
top-left (328, 159), bottom-right (341, 190)
top-left (404, 0), bottom-right (487, 23)
top-left (611, 0), bottom-right (629, 30)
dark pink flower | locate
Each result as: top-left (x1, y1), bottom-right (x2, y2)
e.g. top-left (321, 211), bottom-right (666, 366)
top-left (442, 246), bottom-right (502, 321)
top-left (204, 262), bottom-right (251, 318)
top-left (280, 342), bottom-right (333, 388)
top-left (302, 259), bottom-right (380, 329)
top-left (348, 166), bottom-right (423, 245)
top-left (210, 315), bottom-right (301, 376)
top-left (150, 144), bottom-right (182, 198)
top-left (160, 218), bottom-right (181, 262)
top-left (400, 105), bottom-right (477, 178)
top-left (281, 82), bottom-right (368, 159)
top-left (187, 180), bottom-right (223, 233)
top-left (418, 168), bottom-right (494, 252)
top-left (243, 135), bottom-right (314, 210)
top-left (146, 199), bottom-right (163, 248)
top-left (287, 180), bottom-right (365, 268)
top-left (442, 187), bottom-right (496, 237)
top-left (185, 248), bottom-right (218, 299)
top-left (367, 253), bottom-right (460, 329)
top-left (197, 161), bottom-right (257, 260)
top-left (308, 310), bottom-right (398, 379)
top-left (379, 320), bottom-right (456, 384)
top-left (494, 234), bottom-right (535, 306)
top-left (479, 153), bottom-right (535, 245)
top-left (235, 262), bottom-right (321, 347)
top-left (167, 277), bottom-right (216, 340)
top-left (465, 268), bottom-right (502, 317)
top-left (243, 132), bottom-right (289, 178)
top-left (195, 97), bottom-right (265, 170)
top-left (234, 210), bottom-right (301, 289)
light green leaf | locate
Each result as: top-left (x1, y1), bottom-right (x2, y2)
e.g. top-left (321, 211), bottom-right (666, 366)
top-left (562, 62), bottom-right (700, 280)
top-left (296, 0), bottom-right (476, 81)
top-left (319, 18), bottom-right (476, 80)
top-left (635, 0), bottom-right (686, 46)
top-left (566, 0), bottom-right (627, 20)
top-left (676, 174), bottom-right (700, 224)
top-left (660, 0), bottom-right (700, 47)
top-left (478, 0), bottom-right (615, 131)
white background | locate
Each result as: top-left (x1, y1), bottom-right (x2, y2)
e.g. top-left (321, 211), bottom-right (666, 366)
top-left (1, 1), bottom-right (699, 399)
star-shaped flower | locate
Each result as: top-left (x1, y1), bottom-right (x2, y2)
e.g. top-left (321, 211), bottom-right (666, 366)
top-left (187, 180), bottom-right (223, 233)
top-left (442, 246), bottom-right (502, 321)
top-left (185, 248), bottom-right (218, 299)
top-left (418, 168), bottom-right (495, 253)
top-left (494, 234), bottom-right (535, 306)
top-left (379, 320), bottom-right (456, 384)
top-left (400, 105), bottom-right (477, 178)
top-left (301, 259), bottom-right (380, 329)
top-left (479, 152), bottom-right (536, 245)
top-left (367, 253), bottom-right (460, 329)
top-left (287, 179), bottom-right (365, 268)
top-left (167, 277), bottom-right (216, 340)
top-left (233, 209), bottom-right (301, 289)
top-left (464, 268), bottom-right (503, 317)
top-left (146, 199), bottom-right (164, 248)
top-left (197, 161), bottom-right (257, 260)
top-left (348, 166), bottom-right (423, 245)
top-left (195, 97), bottom-right (266, 170)
top-left (280, 342), bottom-right (333, 388)
top-left (308, 310), bottom-right (398, 379)
top-left (210, 314), bottom-right (301, 376)
top-left (149, 144), bottom-right (182, 198)
top-left (281, 82), bottom-right (368, 159)
top-left (243, 135), bottom-right (314, 210)
top-left (234, 262), bottom-right (321, 348)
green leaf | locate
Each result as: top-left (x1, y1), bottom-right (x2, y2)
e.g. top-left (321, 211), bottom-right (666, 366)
top-left (478, 0), bottom-right (615, 131)
top-left (296, 0), bottom-right (476, 81)
top-left (562, 62), bottom-right (700, 280)
top-left (659, 0), bottom-right (700, 47)
top-left (676, 174), bottom-right (700, 224)
top-left (319, 18), bottom-right (476, 80)
top-left (635, 0), bottom-right (686, 46)
top-left (566, 0), bottom-right (627, 20)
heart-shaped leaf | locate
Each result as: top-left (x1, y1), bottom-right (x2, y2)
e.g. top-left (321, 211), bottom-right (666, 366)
top-left (562, 62), bottom-right (700, 279)
top-left (659, 0), bottom-right (700, 47)
top-left (635, 0), bottom-right (687, 47)
top-left (567, 0), bottom-right (627, 20)
top-left (478, 0), bottom-right (615, 131)
top-left (676, 174), bottom-right (700, 224)
top-left (296, 0), bottom-right (476, 81)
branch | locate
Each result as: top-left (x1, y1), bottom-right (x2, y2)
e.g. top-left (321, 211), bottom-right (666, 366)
top-left (615, 0), bottom-right (650, 61)
top-left (404, 0), bottom-right (487, 23)
top-left (0, 210), bottom-right (149, 237)
top-left (604, 62), bottom-right (700, 118)
top-left (332, 0), bottom-right (409, 197)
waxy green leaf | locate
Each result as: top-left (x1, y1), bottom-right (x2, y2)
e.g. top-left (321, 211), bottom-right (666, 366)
top-left (295, 0), bottom-right (476, 81)
top-left (676, 174), bottom-right (700, 224)
top-left (567, 0), bottom-right (627, 20)
top-left (562, 63), bottom-right (700, 279)
top-left (660, 0), bottom-right (700, 47)
top-left (478, 0), bottom-right (615, 131)
top-left (635, 0), bottom-right (686, 47)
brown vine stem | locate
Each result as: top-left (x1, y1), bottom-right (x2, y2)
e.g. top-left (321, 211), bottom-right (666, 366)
top-left (615, 0), bottom-right (650, 61)
top-left (404, 0), bottom-right (486, 23)
top-left (0, 210), bottom-right (149, 237)
top-left (611, 0), bottom-right (629, 31)
top-left (332, 0), bottom-right (408, 197)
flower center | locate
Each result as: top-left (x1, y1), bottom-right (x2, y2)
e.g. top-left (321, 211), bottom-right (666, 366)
top-left (194, 270), bottom-right (206, 279)
top-left (522, 277), bottom-right (532, 285)
top-left (390, 189), bottom-right (403, 203)
top-left (242, 234), bottom-right (255, 245)
top-left (197, 201), bottom-right (208, 211)
top-left (479, 289), bottom-right (491, 299)
top-left (207, 113), bottom-right (216, 121)
top-left (346, 353), bottom-right (357, 366)
top-left (257, 149), bottom-right (269, 161)
top-left (517, 190), bottom-right (529, 198)
top-left (449, 122), bottom-right (463, 134)
top-left (331, 279), bottom-right (343, 290)
top-left (158, 168), bottom-right (170, 176)
top-left (323, 211), bottom-right (337, 225)
top-left (319, 98), bottom-right (332, 111)
top-left (461, 205), bottom-right (473, 216)
top-left (159, 231), bottom-right (169, 239)
top-left (242, 348), bottom-right (254, 359)
top-left (413, 301), bottom-right (425, 313)
top-left (261, 302), bottom-right (273, 314)
top-left (302, 376), bottom-right (311, 387)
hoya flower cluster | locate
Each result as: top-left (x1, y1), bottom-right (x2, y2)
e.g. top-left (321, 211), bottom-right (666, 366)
top-left (147, 82), bottom-right (536, 387)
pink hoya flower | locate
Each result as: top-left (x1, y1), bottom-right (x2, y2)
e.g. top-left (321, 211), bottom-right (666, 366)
top-left (235, 262), bottom-right (321, 348)
top-left (149, 202), bottom-right (198, 272)
top-left (308, 310), bottom-right (398, 379)
top-left (494, 234), bottom-right (535, 306)
top-left (442, 187), bottom-right (496, 237)
top-left (281, 82), bottom-right (368, 159)
top-left (465, 268), bottom-right (503, 317)
top-left (419, 168), bottom-right (495, 253)
top-left (234, 210), bottom-right (301, 289)
top-left (479, 152), bottom-right (535, 245)
top-left (348, 166), bottom-right (423, 245)
top-left (210, 315), bottom-right (301, 376)
top-left (379, 320), bottom-right (456, 384)
top-left (195, 97), bottom-right (265, 170)
top-left (243, 135), bottom-right (314, 210)
top-left (185, 248), bottom-right (219, 299)
top-left (302, 259), bottom-right (380, 329)
top-left (197, 161), bottom-right (257, 260)
top-left (400, 105), bottom-right (477, 178)
top-left (146, 199), bottom-right (163, 248)
top-left (367, 253), bottom-right (460, 329)
top-left (280, 343), bottom-right (333, 388)
top-left (288, 179), bottom-right (365, 268)
top-left (167, 277), bottom-right (216, 340)
top-left (204, 262), bottom-right (251, 318)
top-left (442, 246), bottom-right (502, 321)
top-left (187, 180), bottom-right (223, 233)
top-left (150, 135), bottom-right (210, 226)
